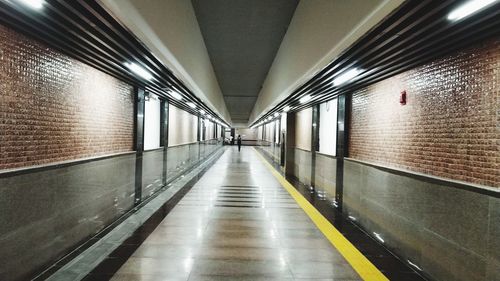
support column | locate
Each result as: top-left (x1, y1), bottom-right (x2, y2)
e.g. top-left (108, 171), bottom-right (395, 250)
top-left (284, 112), bottom-right (296, 177)
top-left (310, 105), bottom-right (319, 191)
top-left (197, 116), bottom-right (201, 142)
top-left (197, 116), bottom-right (201, 160)
top-left (280, 115), bottom-right (286, 167)
top-left (134, 87), bottom-right (145, 206)
top-left (335, 94), bottom-right (350, 210)
top-left (160, 100), bottom-right (169, 186)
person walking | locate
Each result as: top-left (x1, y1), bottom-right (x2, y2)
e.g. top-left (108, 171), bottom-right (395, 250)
top-left (237, 135), bottom-right (242, 151)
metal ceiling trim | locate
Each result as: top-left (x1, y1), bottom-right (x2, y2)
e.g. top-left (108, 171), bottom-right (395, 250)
top-left (0, 0), bottom-right (231, 127)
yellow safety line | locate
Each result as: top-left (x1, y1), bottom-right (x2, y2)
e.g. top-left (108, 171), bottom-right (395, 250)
top-left (253, 148), bottom-right (389, 281)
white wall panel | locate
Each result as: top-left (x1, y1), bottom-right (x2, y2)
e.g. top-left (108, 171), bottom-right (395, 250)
top-left (168, 105), bottom-right (198, 146)
top-left (144, 95), bottom-right (161, 150)
top-left (319, 99), bottom-right (337, 156)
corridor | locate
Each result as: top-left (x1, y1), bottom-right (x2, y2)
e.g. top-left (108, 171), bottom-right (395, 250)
top-left (109, 147), bottom-right (361, 280)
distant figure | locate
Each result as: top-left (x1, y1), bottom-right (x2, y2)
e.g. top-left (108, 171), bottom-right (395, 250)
top-left (237, 135), bottom-right (242, 151)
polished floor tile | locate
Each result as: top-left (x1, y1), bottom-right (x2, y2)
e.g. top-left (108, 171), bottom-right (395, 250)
top-left (109, 147), bottom-right (362, 280)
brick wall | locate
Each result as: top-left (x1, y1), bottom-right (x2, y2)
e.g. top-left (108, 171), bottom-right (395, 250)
top-left (0, 24), bottom-right (134, 170)
top-left (349, 39), bottom-right (499, 188)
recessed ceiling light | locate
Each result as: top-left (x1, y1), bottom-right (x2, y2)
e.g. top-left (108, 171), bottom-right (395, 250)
top-left (170, 91), bottom-right (182, 100)
top-left (283, 106), bottom-right (290, 112)
top-left (299, 95), bottom-right (312, 104)
top-left (187, 102), bottom-right (196, 109)
top-left (332, 68), bottom-right (361, 86)
top-left (124, 62), bottom-right (153, 80)
top-left (448, 0), bottom-right (499, 21)
top-left (16, 0), bottom-right (44, 9)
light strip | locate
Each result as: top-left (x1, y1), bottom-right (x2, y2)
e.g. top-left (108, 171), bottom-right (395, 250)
top-left (447, 0), bottom-right (499, 21)
top-left (407, 260), bottom-right (423, 271)
top-left (283, 106), bottom-right (290, 112)
top-left (199, 109), bottom-right (206, 115)
top-left (187, 102), bottom-right (196, 109)
top-left (333, 68), bottom-right (361, 86)
top-left (170, 91), bottom-right (182, 100)
top-left (373, 232), bottom-right (385, 243)
top-left (299, 95), bottom-right (312, 104)
top-left (16, 0), bottom-right (44, 9)
top-left (124, 62), bottom-right (153, 80)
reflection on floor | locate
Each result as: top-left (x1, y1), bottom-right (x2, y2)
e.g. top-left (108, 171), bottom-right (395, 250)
top-left (108, 147), bottom-right (362, 280)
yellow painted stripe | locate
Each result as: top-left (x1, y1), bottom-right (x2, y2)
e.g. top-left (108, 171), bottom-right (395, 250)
top-left (253, 148), bottom-right (389, 281)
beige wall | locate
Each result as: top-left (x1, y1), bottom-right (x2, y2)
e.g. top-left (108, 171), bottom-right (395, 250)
top-left (168, 105), bottom-right (198, 146)
top-left (235, 128), bottom-right (258, 140)
top-left (249, 0), bottom-right (403, 124)
top-left (100, 0), bottom-right (231, 124)
top-left (295, 108), bottom-right (312, 151)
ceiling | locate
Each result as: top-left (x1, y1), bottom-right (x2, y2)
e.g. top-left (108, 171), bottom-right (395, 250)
top-left (191, 0), bottom-right (299, 125)
top-left (251, 0), bottom-right (500, 126)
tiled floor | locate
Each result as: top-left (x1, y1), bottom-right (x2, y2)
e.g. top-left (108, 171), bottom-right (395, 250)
top-left (108, 147), bottom-right (362, 281)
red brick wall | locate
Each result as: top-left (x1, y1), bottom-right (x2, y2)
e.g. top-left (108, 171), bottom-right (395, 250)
top-left (0, 24), bottom-right (134, 170)
top-left (349, 39), bottom-right (499, 188)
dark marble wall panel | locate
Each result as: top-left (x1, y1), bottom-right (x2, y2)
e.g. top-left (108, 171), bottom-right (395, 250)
top-left (293, 148), bottom-right (312, 186)
top-left (142, 149), bottom-right (165, 199)
top-left (191, 142), bottom-right (201, 164)
top-left (166, 144), bottom-right (193, 183)
top-left (315, 153), bottom-right (337, 199)
top-left (259, 141), bottom-right (281, 164)
top-left (0, 153), bottom-right (136, 281)
top-left (343, 159), bottom-right (499, 281)
top-left (488, 197), bottom-right (500, 281)
top-left (166, 141), bottom-right (222, 184)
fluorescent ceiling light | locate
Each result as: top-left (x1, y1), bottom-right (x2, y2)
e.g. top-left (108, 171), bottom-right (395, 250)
top-left (273, 113), bottom-right (279, 118)
top-left (16, 0), bottom-right (44, 9)
top-left (447, 0), bottom-right (499, 21)
top-left (333, 68), bottom-right (361, 86)
top-left (187, 102), bottom-right (196, 109)
top-left (283, 106), bottom-right (290, 112)
top-left (299, 95), bottom-right (312, 104)
top-left (199, 109), bottom-right (205, 115)
top-left (124, 62), bottom-right (153, 80)
top-left (170, 91), bottom-right (182, 100)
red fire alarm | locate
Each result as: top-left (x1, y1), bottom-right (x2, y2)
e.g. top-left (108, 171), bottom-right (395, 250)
top-left (400, 90), bottom-right (407, 105)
